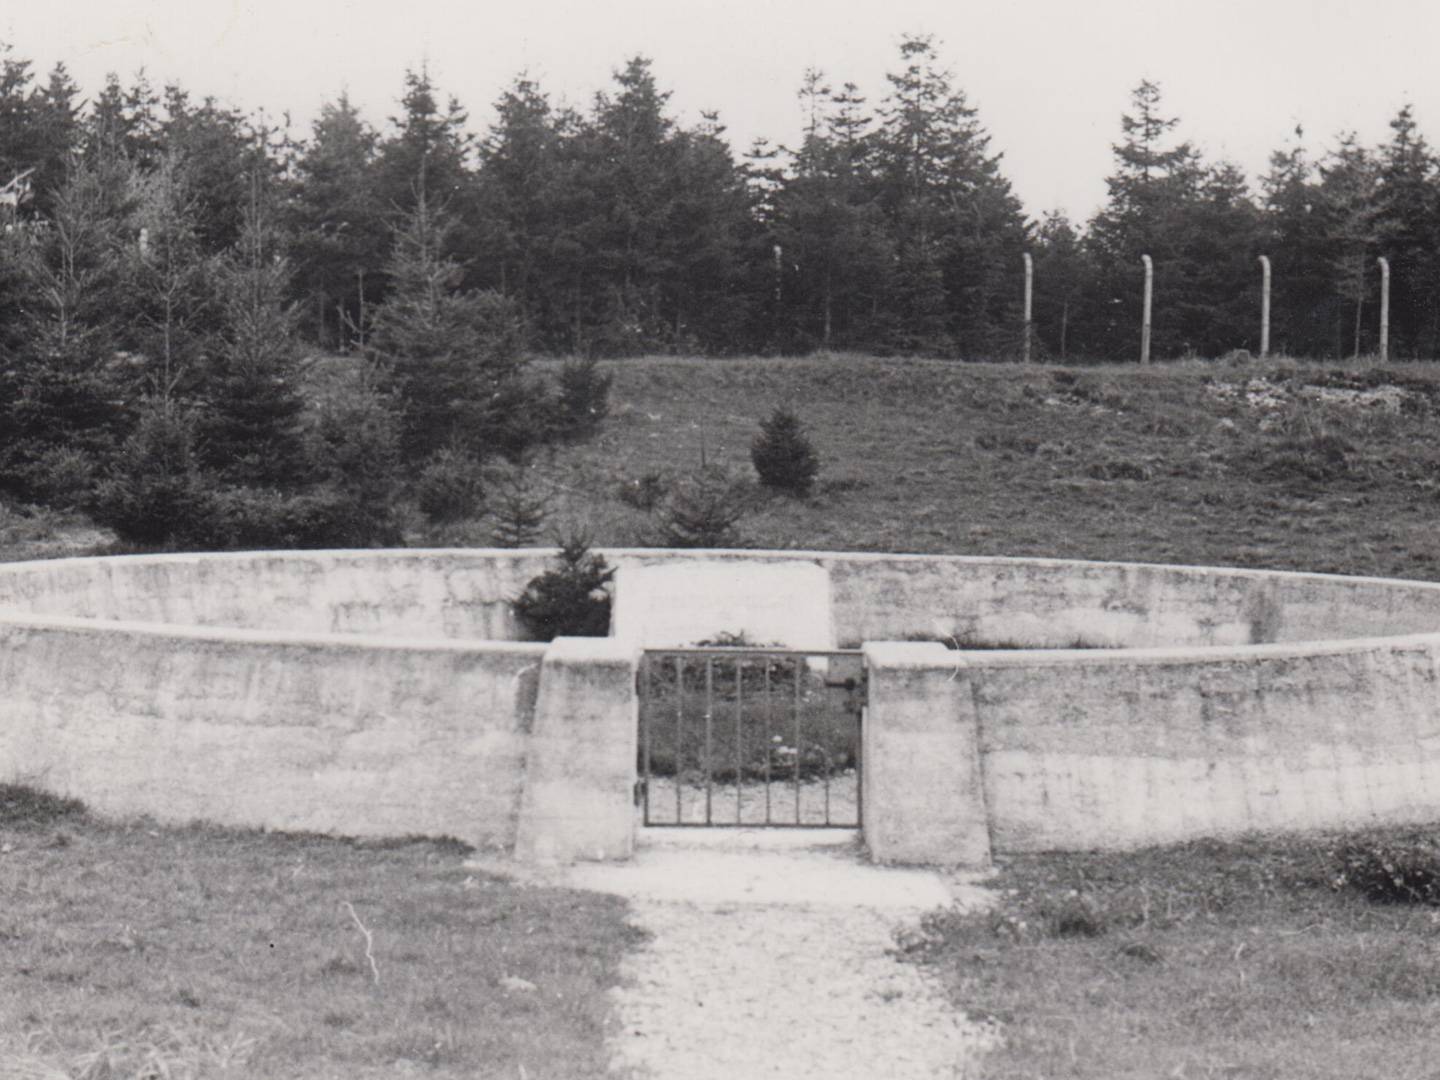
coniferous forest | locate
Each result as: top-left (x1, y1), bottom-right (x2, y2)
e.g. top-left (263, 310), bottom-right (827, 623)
top-left (2, 33), bottom-right (1439, 546)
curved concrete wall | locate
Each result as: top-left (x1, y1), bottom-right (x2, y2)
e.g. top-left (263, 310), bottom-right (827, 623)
top-left (8, 549), bottom-right (1440, 647)
top-left (5, 548), bottom-right (1440, 857)
top-left (964, 637), bottom-right (1440, 852)
top-left (0, 614), bottom-right (546, 851)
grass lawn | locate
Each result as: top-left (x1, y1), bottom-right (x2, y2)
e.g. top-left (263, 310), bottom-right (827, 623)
top-left (907, 833), bottom-right (1440, 1079)
top-left (522, 354), bottom-right (1440, 583)
top-left (0, 786), bottom-right (642, 1080)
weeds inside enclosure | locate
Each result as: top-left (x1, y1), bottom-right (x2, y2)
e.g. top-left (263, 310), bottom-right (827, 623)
top-left (637, 648), bottom-right (862, 783)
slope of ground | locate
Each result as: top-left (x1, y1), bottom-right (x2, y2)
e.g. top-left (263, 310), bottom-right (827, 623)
top-left (7, 354), bottom-right (1440, 583)
top-left (530, 354), bottom-right (1440, 581)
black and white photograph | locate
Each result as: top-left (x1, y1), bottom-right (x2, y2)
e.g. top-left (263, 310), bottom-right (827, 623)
top-left (3, 1), bottom-right (1440, 1076)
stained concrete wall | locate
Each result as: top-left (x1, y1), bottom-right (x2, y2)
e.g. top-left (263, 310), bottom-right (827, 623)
top-left (0, 551), bottom-right (551, 640)
top-left (514, 637), bottom-right (640, 863)
top-left (968, 637), bottom-right (1440, 852)
top-left (8, 550), bottom-right (1440, 863)
top-left (861, 642), bottom-right (990, 866)
top-left (0, 612), bottom-right (547, 851)
top-left (820, 554), bottom-right (1440, 648)
top-left (611, 559), bottom-right (832, 648)
top-left (7, 549), bottom-right (1440, 649)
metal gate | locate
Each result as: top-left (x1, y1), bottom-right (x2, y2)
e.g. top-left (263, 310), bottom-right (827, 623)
top-left (637, 647), bottom-right (865, 828)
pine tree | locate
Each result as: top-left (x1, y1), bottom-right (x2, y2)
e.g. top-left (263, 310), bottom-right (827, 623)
top-left (368, 189), bottom-right (528, 460)
top-left (0, 157), bottom-right (135, 503)
top-left (202, 176), bottom-right (307, 487)
top-left (1374, 105), bottom-right (1440, 357)
top-left (1261, 128), bottom-right (1335, 357)
top-left (27, 63), bottom-right (83, 217)
top-left (580, 56), bottom-right (683, 351)
top-left (1319, 134), bottom-right (1386, 358)
top-left (1083, 80), bottom-right (1205, 358)
top-left (289, 94), bottom-right (387, 349)
top-left (0, 43), bottom-right (41, 201)
top-left (376, 66), bottom-right (475, 254)
top-left (160, 86), bottom-right (273, 254)
top-left (872, 35), bottom-right (1028, 356)
top-left (475, 76), bottom-right (561, 304)
top-left (1031, 211), bottom-right (1088, 360)
top-left (83, 69), bottom-right (164, 167)
top-left (489, 461), bottom-right (549, 547)
top-left (663, 111), bottom-right (755, 351)
top-left (1165, 162), bottom-right (1262, 355)
top-left (771, 71), bottom-right (891, 350)
top-left (120, 155), bottom-right (217, 396)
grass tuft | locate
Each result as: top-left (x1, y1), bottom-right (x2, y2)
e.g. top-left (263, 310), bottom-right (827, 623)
top-left (0, 783), bottom-right (87, 828)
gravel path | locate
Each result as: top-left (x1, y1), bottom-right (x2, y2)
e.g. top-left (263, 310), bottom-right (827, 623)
top-left (564, 831), bottom-right (998, 1080)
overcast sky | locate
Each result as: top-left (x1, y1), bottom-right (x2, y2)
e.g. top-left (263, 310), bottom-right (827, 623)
top-left (4, 0), bottom-right (1437, 221)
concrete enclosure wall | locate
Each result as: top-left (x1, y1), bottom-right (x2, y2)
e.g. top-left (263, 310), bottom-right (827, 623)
top-left (0, 615), bottom-right (547, 851)
top-left (6, 548), bottom-right (1440, 863)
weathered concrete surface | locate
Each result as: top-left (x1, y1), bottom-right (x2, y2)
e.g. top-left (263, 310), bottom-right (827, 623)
top-left (610, 556), bottom-right (832, 648)
top-left (970, 637), bottom-right (1440, 850)
top-left (514, 637), bottom-right (640, 863)
top-left (0, 613), bottom-right (545, 851)
top-left (862, 642), bottom-right (991, 867)
top-left (8, 549), bottom-right (1440, 649)
top-left (0, 550), bottom-right (551, 640)
top-left (9, 550), bottom-right (1440, 863)
top-left (821, 554), bottom-right (1440, 648)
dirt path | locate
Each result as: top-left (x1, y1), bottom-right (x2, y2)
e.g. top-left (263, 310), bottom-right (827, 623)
top-left (562, 830), bottom-right (998, 1080)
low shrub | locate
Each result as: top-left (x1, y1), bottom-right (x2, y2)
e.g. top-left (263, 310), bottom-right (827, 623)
top-left (750, 406), bottom-right (819, 496)
top-left (655, 465), bottom-right (753, 548)
top-left (1254, 431), bottom-right (1356, 484)
top-left (202, 486), bottom-right (403, 550)
top-left (555, 356), bottom-right (612, 439)
top-left (1085, 457), bottom-right (1153, 482)
top-left (416, 448), bottom-right (484, 525)
top-left (1331, 833), bottom-right (1440, 905)
top-left (512, 532), bottom-right (614, 640)
top-left (0, 783), bottom-right (86, 828)
top-left (616, 469), bottom-right (670, 512)
top-left (90, 400), bottom-right (214, 547)
top-left (490, 463), bottom-right (549, 548)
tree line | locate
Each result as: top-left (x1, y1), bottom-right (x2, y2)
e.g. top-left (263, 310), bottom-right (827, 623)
top-left (4, 36), bottom-right (1438, 366)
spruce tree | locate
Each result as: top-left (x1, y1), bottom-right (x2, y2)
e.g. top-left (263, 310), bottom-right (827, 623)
top-left (203, 176), bottom-right (307, 488)
top-left (1319, 134), bottom-right (1386, 358)
top-left (1374, 106), bottom-right (1440, 357)
top-left (771, 71), bottom-right (891, 351)
top-left (376, 65), bottom-right (476, 271)
top-left (1, 158), bottom-right (134, 502)
top-left (1083, 80), bottom-right (1205, 358)
top-left (368, 188), bottom-right (528, 461)
top-left (1261, 129), bottom-right (1335, 357)
top-left (289, 94), bottom-right (387, 350)
top-left (872, 35), bottom-right (1027, 356)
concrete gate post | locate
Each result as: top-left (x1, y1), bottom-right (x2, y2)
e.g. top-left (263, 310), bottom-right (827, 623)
top-left (514, 637), bottom-right (640, 864)
top-left (861, 642), bottom-right (991, 867)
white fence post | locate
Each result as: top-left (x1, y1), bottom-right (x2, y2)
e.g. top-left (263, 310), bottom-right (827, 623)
top-left (1140, 254), bottom-right (1154, 364)
top-left (1258, 254), bottom-right (1271, 359)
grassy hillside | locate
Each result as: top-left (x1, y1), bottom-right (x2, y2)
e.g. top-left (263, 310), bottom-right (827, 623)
top-left (7, 353), bottom-right (1440, 582)
top-left (523, 354), bottom-right (1440, 581)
